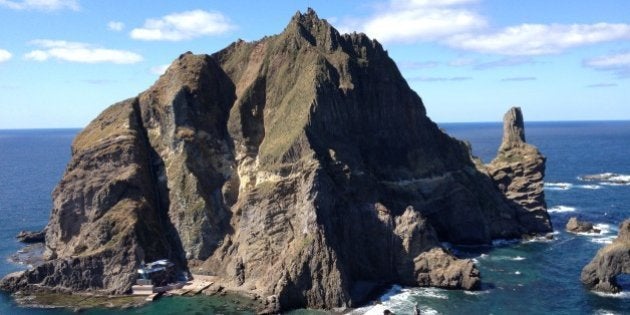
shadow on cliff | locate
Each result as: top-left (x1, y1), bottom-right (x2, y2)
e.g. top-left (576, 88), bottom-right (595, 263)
top-left (132, 100), bottom-right (189, 271)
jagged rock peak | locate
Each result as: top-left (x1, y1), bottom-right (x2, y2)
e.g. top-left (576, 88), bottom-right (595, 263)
top-left (581, 219), bottom-right (630, 293)
top-left (285, 8), bottom-right (344, 51)
top-left (500, 106), bottom-right (526, 149)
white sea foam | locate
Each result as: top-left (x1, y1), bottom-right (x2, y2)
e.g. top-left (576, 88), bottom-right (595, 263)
top-left (548, 205), bottom-right (576, 213)
top-left (412, 287), bottom-right (449, 300)
top-left (579, 173), bottom-right (630, 185)
top-left (490, 255), bottom-right (526, 261)
top-left (464, 290), bottom-right (491, 295)
top-left (577, 184), bottom-right (602, 190)
top-left (577, 223), bottom-right (612, 236)
top-left (592, 290), bottom-right (630, 299)
top-left (514, 271), bottom-right (521, 275)
top-left (545, 182), bottom-right (573, 190)
top-left (349, 288), bottom-right (443, 315)
top-left (591, 236), bottom-right (616, 244)
top-left (594, 310), bottom-right (621, 315)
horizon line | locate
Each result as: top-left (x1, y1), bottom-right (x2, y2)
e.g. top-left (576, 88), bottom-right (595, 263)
top-left (1, 119), bottom-right (629, 131)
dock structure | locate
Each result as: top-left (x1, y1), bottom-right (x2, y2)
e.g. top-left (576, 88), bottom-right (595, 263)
top-left (170, 277), bottom-right (213, 296)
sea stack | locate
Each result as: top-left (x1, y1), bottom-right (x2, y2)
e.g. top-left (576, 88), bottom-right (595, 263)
top-left (486, 107), bottom-right (552, 235)
top-left (1, 9), bottom-right (552, 312)
top-left (581, 219), bottom-right (630, 293)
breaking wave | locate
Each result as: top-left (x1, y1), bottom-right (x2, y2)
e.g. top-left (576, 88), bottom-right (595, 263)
top-left (349, 286), bottom-right (443, 315)
top-left (577, 184), bottom-right (602, 190)
top-left (548, 205), bottom-right (576, 213)
top-left (578, 173), bottom-right (630, 186)
top-left (592, 291), bottom-right (630, 299)
top-left (545, 182), bottom-right (573, 190)
top-left (587, 224), bottom-right (618, 244)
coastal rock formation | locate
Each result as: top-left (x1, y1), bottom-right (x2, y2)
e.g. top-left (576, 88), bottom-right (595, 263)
top-left (486, 107), bottom-right (552, 234)
top-left (566, 217), bottom-right (600, 234)
top-left (16, 230), bottom-right (45, 243)
top-left (581, 219), bottom-right (630, 293)
top-left (1, 9), bottom-right (550, 311)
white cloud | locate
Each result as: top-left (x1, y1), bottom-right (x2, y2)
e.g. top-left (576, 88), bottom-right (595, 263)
top-left (584, 52), bottom-right (630, 78)
top-left (24, 40), bottom-right (143, 64)
top-left (0, 49), bottom-right (12, 62)
top-left (150, 64), bottom-right (169, 75)
top-left (584, 52), bottom-right (630, 68)
top-left (448, 23), bottom-right (630, 55)
top-left (0, 0), bottom-right (78, 11)
top-left (107, 21), bottom-right (125, 32)
top-left (130, 10), bottom-right (235, 41)
top-left (343, 0), bottom-right (630, 57)
top-left (340, 0), bottom-right (485, 43)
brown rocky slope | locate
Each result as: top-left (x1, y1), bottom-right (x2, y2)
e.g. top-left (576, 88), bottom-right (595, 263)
top-left (581, 219), bottom-right (630, 293)
top-left (1, 9), bottom-right (552, 312)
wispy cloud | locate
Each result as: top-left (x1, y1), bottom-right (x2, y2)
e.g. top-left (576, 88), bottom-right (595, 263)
top-left (448, 23), bottom-right (630, 55)
top-left (583, 52), bottom-right (630, 78)
top-left (150, 64), bottom-right (169, 75)
top-left (0, 0), bottom-right (78, 11)
top-left (340, 0), bottom-right (486, 43)
top-left (343, 1), bottom-right (630, 57)
top-left (24, 40), bottom-right (143, 64)
top-left (501, 76), bottom-right (536, 82)
top-left (408, 76), bottom-right (473, 82)
top-left (398, 60), bottom-right (440, 70)
top-left (0, 49), bottom-right (12, 63)
top-left (107, 21), bottom-right (124, 32)
top-left (586, 83), bottom-right (617, 88)
top-left (474, 57), bottom-right (538, 70)
top-left (130, 10), bottom-right (235, 41)
top-left (448, 57), bottom-right (476, 67)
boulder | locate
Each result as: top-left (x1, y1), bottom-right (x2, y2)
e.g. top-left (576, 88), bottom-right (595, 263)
top-left (581, 219), bottom-right (630, 293)
top-left (566, 217), bottom-right (600, 234)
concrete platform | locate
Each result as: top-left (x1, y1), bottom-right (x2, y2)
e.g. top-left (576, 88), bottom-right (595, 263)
top-left (171, 276), bottom-right (213, 296)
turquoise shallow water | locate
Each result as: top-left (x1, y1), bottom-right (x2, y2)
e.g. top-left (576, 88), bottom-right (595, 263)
top-left (1, 122), bottom-right (630, 314)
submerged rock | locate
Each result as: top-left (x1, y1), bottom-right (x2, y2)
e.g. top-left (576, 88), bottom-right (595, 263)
top-left (0, 9), bottom-right (551, 311)
top-left (566, 217), bottom-right (599, 234)
top-left (581, 219), bottom-right (630, 293)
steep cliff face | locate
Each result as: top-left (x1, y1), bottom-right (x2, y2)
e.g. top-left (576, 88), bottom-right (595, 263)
top-left (1, 9), bottom-right (551, 311)
top-left (581, 219), bottom-right (630, 293)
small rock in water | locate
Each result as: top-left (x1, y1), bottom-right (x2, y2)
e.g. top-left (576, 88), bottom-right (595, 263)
top-left (566, 217), bottom-right (599, 234)
top-left (15, 230), bottom-right (45, 243)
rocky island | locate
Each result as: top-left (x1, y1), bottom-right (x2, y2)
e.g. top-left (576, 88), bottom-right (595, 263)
top-left (0, 9), bottom-right (552, 313)
top-left (581, 219), bottom-right (630, 293)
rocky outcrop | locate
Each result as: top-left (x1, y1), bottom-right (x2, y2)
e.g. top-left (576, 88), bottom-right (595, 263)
top-left (581, 219), bottom-right (630, 293)
top-left (16, 230), bottom-right (45, 243)
top-left (566, 217), bottom-right (600, 234)
top-left (486, 107), bottom-right (552, 235)
top-left (1, 9), bottom-right (550, 311)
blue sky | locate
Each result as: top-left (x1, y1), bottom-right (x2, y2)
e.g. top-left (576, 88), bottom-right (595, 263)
top-left (0, 0), bottom-right (629, 128)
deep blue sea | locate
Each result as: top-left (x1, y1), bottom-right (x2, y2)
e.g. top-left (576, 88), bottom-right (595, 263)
top-left (1, 122), bottom-right (629, 314)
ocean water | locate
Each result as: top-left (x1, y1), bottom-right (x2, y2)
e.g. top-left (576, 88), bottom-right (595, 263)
top-left (1, 121), bottom-right (629, 314)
